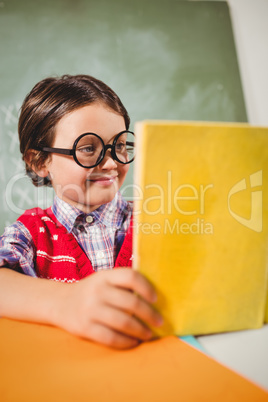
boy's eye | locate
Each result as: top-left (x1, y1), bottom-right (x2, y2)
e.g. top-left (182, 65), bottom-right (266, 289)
top-left (77, 145), bottom-right (96, 154)
top-left (115, 142), bottom-right (126, 153)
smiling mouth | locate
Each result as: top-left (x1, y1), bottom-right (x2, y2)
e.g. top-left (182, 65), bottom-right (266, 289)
top-left (86, 175), bottom-right (118, 184)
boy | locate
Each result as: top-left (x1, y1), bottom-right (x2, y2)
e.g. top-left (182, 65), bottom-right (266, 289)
top-left (0, 74), bottom-right (163, 349)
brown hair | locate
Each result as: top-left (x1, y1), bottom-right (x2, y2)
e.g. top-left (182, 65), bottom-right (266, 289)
top-left (18, 74), bottom-right (130, 186)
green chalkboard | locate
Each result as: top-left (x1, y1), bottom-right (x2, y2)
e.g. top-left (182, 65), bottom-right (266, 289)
top-left (0, 0), bottom-right (247, 233)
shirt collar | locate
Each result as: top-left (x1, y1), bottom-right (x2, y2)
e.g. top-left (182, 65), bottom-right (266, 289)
top-left (52, 196), bottom-right (83, 233)
top-left (90, 192), bottom-right (131, 228)
top-left (52, 192), bottom-right (131, 233)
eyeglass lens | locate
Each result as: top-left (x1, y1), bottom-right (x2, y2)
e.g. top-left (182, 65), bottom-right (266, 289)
top-left (75, 131), bottom-right (135, 168)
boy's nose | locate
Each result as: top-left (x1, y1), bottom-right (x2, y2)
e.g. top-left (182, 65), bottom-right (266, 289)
top-left (99, 151), bottom-right (117, 169)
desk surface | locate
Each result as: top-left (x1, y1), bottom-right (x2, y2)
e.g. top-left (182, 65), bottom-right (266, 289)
top-left (0, 319), bottom-right (267, 402)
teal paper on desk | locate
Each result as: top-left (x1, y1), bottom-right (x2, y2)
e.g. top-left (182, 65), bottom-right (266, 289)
top-left (179, 335), bottom-right (206, 352)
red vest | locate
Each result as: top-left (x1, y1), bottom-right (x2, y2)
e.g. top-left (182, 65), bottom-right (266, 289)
top-left (18, 207), bottom-right (133, 283)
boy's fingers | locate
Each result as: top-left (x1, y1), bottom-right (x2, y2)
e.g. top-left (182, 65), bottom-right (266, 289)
top-left (105, 268), bottom-right (157, 304)
top-left (85, 322), bottom-right (140, 350)
top-left (104, 286), bottom-right (163, 328)
top-left (93, 305), bottom-right (153, 341)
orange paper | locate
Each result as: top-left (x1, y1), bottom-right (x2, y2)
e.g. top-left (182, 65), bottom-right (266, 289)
top-left (0, 319), bottom-right (267, 401)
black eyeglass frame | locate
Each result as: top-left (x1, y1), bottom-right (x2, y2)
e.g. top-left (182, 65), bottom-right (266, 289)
top-left (37, 130), bottom-right (135, 169)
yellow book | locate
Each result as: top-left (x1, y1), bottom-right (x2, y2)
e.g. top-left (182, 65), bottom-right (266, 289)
top-left (265, 295), bottom-right (268, 322)
top-left (133, 121), bottom-right (268, 336)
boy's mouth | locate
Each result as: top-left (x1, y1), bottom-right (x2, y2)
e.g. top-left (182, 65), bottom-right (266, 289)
top-left (86, 175), bottom-right (118, 185)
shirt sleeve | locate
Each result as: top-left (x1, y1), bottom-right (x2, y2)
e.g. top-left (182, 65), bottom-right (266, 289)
top-left (0, 221), bottom-right (37, 277)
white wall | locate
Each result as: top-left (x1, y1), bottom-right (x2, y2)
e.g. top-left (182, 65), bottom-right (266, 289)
top-left (227, 0), bottom-right (268, 126)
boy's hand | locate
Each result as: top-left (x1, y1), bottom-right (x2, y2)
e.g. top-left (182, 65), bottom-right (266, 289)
top-left (53, 269), bottom-right (163, 349)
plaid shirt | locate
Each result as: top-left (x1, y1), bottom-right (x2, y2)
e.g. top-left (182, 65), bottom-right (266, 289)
top-left (0, 192), bottom-right (132, 276)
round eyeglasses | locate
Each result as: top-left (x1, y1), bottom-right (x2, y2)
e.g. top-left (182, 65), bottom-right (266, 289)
top-left (37, 131), bottom-right (135, 169)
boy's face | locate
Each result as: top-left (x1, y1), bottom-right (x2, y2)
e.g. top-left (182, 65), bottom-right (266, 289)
top-left (43, 103), bottom-right (129, 213)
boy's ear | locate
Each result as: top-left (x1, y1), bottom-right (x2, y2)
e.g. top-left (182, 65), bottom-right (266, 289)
top-left (24, 149), bottom-right (50, 178)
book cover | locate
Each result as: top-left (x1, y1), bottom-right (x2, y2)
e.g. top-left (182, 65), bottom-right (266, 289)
top-left (133, 121), bottom-right (268, 336)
